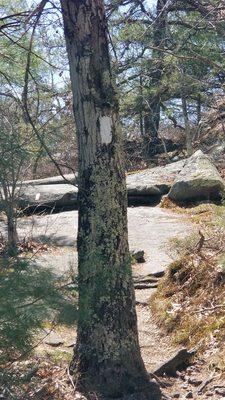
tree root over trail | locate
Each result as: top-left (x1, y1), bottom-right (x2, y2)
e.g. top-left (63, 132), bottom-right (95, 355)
top-left (133, 275), bottom-right (160, 289)
top-left (134, 283), bottom-right (158, 289)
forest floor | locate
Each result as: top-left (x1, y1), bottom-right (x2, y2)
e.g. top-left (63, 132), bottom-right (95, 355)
top-left (1, 205), bottom-right (225, 399)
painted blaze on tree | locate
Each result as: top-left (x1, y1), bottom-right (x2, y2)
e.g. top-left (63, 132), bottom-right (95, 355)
top-left (61, 0), bottom-right (160, 398)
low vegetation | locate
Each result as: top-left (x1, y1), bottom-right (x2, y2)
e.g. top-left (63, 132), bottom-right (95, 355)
top-left (0, 255), bottom-right (77, 396)
top-left (152, 204), bottom-right (225, 371)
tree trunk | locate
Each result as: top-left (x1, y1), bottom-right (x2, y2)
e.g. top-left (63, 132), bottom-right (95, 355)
top-left (182, 95), bottom-right (193, 156)
top-left (144, 0), bottom-right (167, 152)
top-left (32, 148), bottom-right (43, 179)
top-left (196, 94), bottom-right (201, 125)
top-left (144, 101), bottom-right (160, 140)
top-left (140, 73), bottom-right (144, 136)
top-left (1, 183), bottom-right (18, 253)
top-left (7, 215), bottom-right (18, 245)
top-left (6, 205), bottom-right (18, 254)
top-left (60, 1), bottom-right (160, 398)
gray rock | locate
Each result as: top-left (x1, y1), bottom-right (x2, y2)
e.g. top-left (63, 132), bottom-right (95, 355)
top-left (214, 387), bottom-right (225, 396)
top-left (12, 151), bottom-right (225, 211)
top-left (44, 333), bottom-right (64, 347)
top-left (127, 160), bottom-right (185, 198)
top-left (153, 348), bottom-right (195, 377)
top-left (18, 184), bottom-right (78, 210)
top-left (168, 150), bottom-right (225, 202)
top-left (14, 152), bottom-right (225, 211)
top-left (207, 141), bottom-right (225, 163)
top-left (188, 377), bottom-right (202, 386)
top-left (181, 384), bottom-right (188, 389)
top-left (185, 392), bottom-right (193, 399)
top-left (14, 160), bottom-right (185, 210)
top-left (131, 250), bottom-right (145, 263)
top-left (22, 173), bottom-right (77, 186)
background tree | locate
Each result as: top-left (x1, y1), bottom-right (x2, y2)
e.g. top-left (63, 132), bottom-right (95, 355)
top-left (110, 0), bottom-right (225, 158)
top-left (0, 99), bottom-right (31, 251)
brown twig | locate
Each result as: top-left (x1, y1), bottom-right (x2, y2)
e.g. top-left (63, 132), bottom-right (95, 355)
top-left (196, 230), bottom-right (205, 252)
top-left (192, 304), bottom-right (225, 314)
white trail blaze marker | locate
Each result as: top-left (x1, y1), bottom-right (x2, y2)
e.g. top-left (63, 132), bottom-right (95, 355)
top-left (99, 115), bottom-right (113, 145)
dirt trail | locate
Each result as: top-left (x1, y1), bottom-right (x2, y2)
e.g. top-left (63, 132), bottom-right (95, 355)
top-left (7, 205), bottom-right (191, 376)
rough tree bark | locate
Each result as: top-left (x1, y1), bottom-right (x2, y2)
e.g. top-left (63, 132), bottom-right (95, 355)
top-left (60, 0), bottom-right (160, 398)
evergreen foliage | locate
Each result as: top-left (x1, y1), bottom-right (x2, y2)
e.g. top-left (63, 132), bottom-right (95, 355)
top-left (0, 256), bottom-right (77, 365)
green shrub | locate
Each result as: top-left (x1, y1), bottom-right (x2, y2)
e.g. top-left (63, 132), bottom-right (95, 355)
top-left (0, 257), bottom-right (77, 365)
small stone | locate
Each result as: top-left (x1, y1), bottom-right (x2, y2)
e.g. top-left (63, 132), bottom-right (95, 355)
top-left (205, 392), bottom-right (214, 397)
top-left (131, 250), bottom-right (145, 263)
top-left (181, 384), bottom-right (188, 389)
top-left (44, 333), bottom-right (64, 347)
top-left (215, 387), bottom-right (225, 396)
top-left (173, 393), bottom-right (180, 398)
top-left (185, 392), bottom-right (193, 399)
top-left (188, 377), bottom-right (202, 386)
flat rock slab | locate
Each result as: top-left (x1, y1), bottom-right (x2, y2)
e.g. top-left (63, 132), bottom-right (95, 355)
top-left (18, 184), bottom-right (78, 210)
top-left (127, 207), bottom-right (192, 276)
top-left (21, 173), bottom-right (77, 186)
top-left (1, 207), bottom-right (192, 277)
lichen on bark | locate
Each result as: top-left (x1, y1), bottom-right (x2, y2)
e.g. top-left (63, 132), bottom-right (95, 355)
top-left (60, 0), bottom-right (161, 398)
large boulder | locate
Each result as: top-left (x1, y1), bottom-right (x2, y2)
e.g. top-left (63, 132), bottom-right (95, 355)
top-left (168, 150), bottom-right (225, 202)
top-left (18, 184), bottom-right (78, 210)
top-left (127, 159), bottom-right (185, 203)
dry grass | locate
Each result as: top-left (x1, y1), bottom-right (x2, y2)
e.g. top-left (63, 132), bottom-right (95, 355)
top-left (160, 197), bottom-right (219, 225)
top-left (151, 254), bottom-right (225, 352)
top-left (159, 196), bottom-right (208, 218)
top-left (151, 205), bottom-right (225, 367)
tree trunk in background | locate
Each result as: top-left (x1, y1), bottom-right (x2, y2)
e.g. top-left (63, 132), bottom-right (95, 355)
top-left (144, 101), bottom-right (160, 140)
top-left (197, 94), bottom-right (201, 125)
top-left (144, 0), bottom-right (167, 156)
top-left (1, 183), bottom-right (18, 253)
top-left (140, 73), bottom-right (144, 136)
top-left (7, 210), bottom-right (18, 250)
top-left (182, 95), bottom-right (193, 156)
top-left (60, 0), bottom-right (160, 398)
